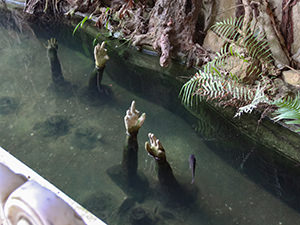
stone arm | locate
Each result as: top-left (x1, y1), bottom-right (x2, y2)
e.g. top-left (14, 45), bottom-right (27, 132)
top-left (145, 133), bottom-right (179, 188)
top-left (46, 38), bottom-right (65, 85)
top-left (122, 101), bottom-right (146, 179)
top-left (88, 42), bottom-right (110, 93)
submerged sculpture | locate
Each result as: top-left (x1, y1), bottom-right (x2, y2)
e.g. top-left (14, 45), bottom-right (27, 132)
top-left (145, 133), bottom-right (180, 190)
top-left (122, 100), bottom-right (146, 180)
top-left (46, 38), bottom-right (65, 86)
top-left (88, 42), bottom-right (110, 94)
top-left (107, 100), bottom-right (148, 201)
top-left (46, 38), bottom-right (110, 96)
top-left (145, 133), bottom-right (196, 205)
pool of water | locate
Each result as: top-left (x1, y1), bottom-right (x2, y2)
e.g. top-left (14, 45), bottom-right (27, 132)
top-left (1, 15), bottom-right (300, 225)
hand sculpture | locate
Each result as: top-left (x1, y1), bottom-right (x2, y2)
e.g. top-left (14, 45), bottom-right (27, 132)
top-left (124, 101), bottom-right (146, 135)
top-left (45, 38), bottom-right (65, 86)
top-left (145, 133), bottom-right (166, 162)
top-left (45, 38), bottom-right (58, 51)
top-left (94, 41), bottom-right (110, 68)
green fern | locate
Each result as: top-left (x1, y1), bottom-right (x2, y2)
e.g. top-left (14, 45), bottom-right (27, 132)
top-left (212, 17), bottom-right (274, 80)
top-left (180, 16), bottom-right (275, 117)
top-left (212, 17), bottom-right (273, 64)
top-left (204, 44), bottom-right (246, 79)
top-left (180, 70), bottom-right (257, 108)
top-left (180, 73), bottom-right (202, 108)
top-left (273, 93), bottom-right (300, 132)
top-left (211, 17), bottom-right (244, 41)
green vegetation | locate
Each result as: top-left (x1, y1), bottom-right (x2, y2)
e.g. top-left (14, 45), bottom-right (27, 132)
top-left (273, 93), bottom-right (300, 132)
top-left (72, 15), bottom-right (91, 36)
top-left (72, 7), bottom-right (111, 36)
top-left (181, 17), bottom-right (274, 115)
top-left (180, 17), bottom-right (299, 132)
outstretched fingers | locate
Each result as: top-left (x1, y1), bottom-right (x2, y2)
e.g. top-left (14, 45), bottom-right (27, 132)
top-left (148, 133), bottom-right (155, 146)
top-left (148, 133), bottom-right (163, 150)
top-left (124, 100), bottom-right (146, 134)
top-left (146, 133), bottom-right (165, 160)
top-left (100, 41), bottom-right (105, 49)
top-left (45, 38), bottom-right (58, 50)
top-left (137, 112), bottom-right (146, 127)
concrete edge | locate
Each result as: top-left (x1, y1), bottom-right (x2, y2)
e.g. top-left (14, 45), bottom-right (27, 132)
top-left (0, 146), bottom-right (106, 225)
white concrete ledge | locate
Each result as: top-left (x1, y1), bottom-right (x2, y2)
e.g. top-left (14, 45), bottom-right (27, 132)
top-left (0, 146), bottom-right (106, 225)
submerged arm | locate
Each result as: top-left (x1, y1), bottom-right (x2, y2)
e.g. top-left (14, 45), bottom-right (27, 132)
top-left (46, 38), bottom-right (65, 85)
top-left (122, 101), bottom-right (146, 178)
top-left (88, 42), bottom-right (109, 92)
top-left (145, 133), bottom-right (179, 187)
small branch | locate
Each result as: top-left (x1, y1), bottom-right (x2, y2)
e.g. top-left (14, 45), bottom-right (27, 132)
top-left (282, 64), bottom-right (300, 75)
top-left (242, 0), bottom-right (252, 33)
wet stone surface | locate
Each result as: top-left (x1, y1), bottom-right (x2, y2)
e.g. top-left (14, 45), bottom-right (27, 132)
top-left (0, 96), bottom-right (19, 115)
top-left (33, 115), bottom-right (72, 138)
top-left (82, 192), bottom-right (115, 222)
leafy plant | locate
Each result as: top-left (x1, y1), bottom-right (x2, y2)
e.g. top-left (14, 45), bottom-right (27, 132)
top-left (72, 7), bottom-right (111, 36)
top-left (72, 15), bottom-right (92, 36)
top-left (180, 16), bottom-right (275, 117)
top-left (273, 93), bottom-right (300, 132)
top-left (210, 17), bottom-right (274, 82)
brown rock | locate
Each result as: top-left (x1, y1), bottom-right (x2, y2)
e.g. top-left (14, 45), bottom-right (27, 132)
top-left (203, 30), bottom-right (225, 52)
top-left (282, 70), bottom-right (300, 87)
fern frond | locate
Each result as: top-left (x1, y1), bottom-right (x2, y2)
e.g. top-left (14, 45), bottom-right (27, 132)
top-left (203, 44), bottom-right (247, 79)
top-left (273, 93), bottom-right (300, 131)
top-left (243, 32), bottom-right (273, 64)
top-left (204, 47), bottom-right (230, 75)
top-left (180, 72), bottom-right (202, 107)
top-left (212, 17), bottom-right (244, 41)
top-left (180, 70), bottom-right (257, 109)
top-left (212, 16), bottom-right (274, 66)
top-left (181, 16), bottom-right (277, 118)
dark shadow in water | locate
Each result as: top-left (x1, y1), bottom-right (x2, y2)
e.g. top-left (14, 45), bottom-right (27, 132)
top-left (78, 85), bottom-right (114, 108)
top-left (47, 81), bottom-right (78, 99)
top-left (0, 96), bottom-right (19, 115)
top-left (71, 126), bottom-right (103, 150)
top-left (106, 165), bottom-right (150, 202)
top-left (33, 114), bottom-right (72, 138)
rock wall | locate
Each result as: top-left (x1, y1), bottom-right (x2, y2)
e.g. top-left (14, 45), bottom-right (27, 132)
top-left (204, 0), bottom-right (300, 66)
top-left (292, 3), bottom-right (300, 62)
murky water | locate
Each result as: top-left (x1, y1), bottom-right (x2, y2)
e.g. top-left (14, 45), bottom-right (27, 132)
top-left (1, 19), bottom-right (300, 225)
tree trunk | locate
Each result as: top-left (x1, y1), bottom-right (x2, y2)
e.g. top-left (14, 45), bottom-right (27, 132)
top-left (130, 0), bottom-right (208, 67)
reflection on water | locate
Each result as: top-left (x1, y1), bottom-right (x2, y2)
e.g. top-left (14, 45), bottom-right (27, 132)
top-left (1, 22), bottom-right (300, 225)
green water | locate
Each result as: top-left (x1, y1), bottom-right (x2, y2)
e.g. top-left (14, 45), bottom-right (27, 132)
top-left (1, 22), bottom-right (300, 225)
